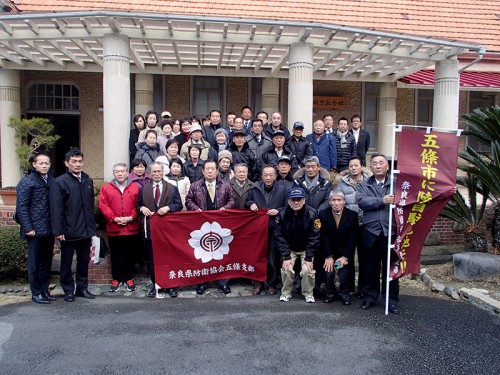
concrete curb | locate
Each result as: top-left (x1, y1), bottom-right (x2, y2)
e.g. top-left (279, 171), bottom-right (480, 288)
top-left (419, 268), bottom-right (500, 317)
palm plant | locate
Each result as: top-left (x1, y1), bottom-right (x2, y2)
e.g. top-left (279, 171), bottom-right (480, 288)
top-left (440, 175), bottom-right (489, 252)
top-left (458, 106), bottom-right (500, 252)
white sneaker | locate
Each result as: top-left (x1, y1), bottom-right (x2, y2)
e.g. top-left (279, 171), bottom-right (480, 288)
top-left (279, 294), bottom-right (292, 302)
top-left (305, 296), bottom-right (315, 303)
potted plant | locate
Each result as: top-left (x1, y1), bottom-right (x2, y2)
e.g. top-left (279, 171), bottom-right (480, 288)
top-left (0, 117), bottom-right (60, 205)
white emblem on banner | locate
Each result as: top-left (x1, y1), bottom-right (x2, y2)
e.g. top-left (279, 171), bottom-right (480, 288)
top-left (188, 221), bottom-right (234, 263)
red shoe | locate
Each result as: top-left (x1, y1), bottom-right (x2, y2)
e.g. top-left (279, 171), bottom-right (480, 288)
top-left (110, 280), bottom-right (119, 292)
top-left (126, 279), bottom-right (136, 292)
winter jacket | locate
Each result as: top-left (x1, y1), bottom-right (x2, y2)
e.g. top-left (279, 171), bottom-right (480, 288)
top-left (180, 139), bottom-right (214, 161)
top-left (332, 130), bottom-right (357, 171)
top-left (229, 178), bottom-right (254, 209)
top-left (245, 180), bottom-right (287, 230)
top-left (355, 175), bottom-right (396, 237)
top-left (98, 180), bottom-right (140, 236)
top-left (134, 142), bottom-right (163, 168)
top-left (261, 146), bottom-right (299, 174)
top-left (50, 170), bottom-right (96, 241)
top-left (274, 205), bottom-right (320, 262)
top-left (306, 132), bottom-right (337, 170)
top-left (287, 135), bottom-right (313, 167)
top-left (264, 124), bottom-right (291, 140)
top-left (292, 167), bottom-right (332, 211)
top-left (16, 169), bottom-right (53, 239)
top-left (185, 177), bottom-right (236, 211)
top-left (334, 169), bottom-right (372, 225)
top-left (183, 159), bottom-right (205, 183)
top-left (128, 171), bottom-right (152, 188)
top-left (245, 132), bottom-right (273, 175)
top-left (165, 175), bottom-right (191, 210)
top-left (228, 142), bottom-right (258, 181)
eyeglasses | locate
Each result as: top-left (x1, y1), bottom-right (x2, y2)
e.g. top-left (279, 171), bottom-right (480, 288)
top-left (290, 198), bottom-right (304, 202)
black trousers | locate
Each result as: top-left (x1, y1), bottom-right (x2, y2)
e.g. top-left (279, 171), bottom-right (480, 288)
top-left (108, 235), bottom-right (137, 282)
top-left (360, 231), bottom-right (399, 303)
top-left (59, 238), bottom-right (92, 295)
top-left (145, 238), bottom-right (156, 284)
top-left (27, 236), bottom-right (54, 296)
top-left (325, 262), bottom-right (353, 298)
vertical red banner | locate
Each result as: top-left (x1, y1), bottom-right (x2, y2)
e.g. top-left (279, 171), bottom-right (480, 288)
top-left (392, 129), bottom-right (459, 278)
top-left (150, 209), bottom-right (269, 288)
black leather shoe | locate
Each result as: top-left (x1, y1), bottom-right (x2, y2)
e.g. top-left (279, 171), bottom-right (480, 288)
top-left (147, 288), bottom-right (156, 298)
top-left (220, 285), bottom-right (231, 295)
top-left (75, 290), bottom-right (95, 299)
top-left (388, 303), bottom-right (400, 314)
top-left (42, 291), bottom-right (57, 301)
top-left (168, 288), bottom-right (178, 298)
top-left (196, 284), bottom-right (208, 295)
top-left (360, 301), bottom-right (375, 310)
top-left (323, 296), bottom-right (335, 304)
top-left (32, 294), bottom-right (50, 304)
top-left (64, 293), bottom-right (75, 302)
top-left (341, 294), bottom-right (352, 306)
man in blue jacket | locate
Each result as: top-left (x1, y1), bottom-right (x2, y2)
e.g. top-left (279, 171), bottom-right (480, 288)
top-left (306, 119), bottom-right (337, 173)
top-left (50, 149), bottom-right (96, 302)
top-left (16, 153), bottom-right (55, 304)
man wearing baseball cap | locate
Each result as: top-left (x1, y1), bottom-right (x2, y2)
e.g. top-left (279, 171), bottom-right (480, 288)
top-left (287, 121), bottom-right (313, 168)
top-left (274, 187), bottom-right (321, 303)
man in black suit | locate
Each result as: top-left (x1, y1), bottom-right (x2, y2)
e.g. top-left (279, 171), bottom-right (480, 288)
top-left (319, 190), bottom-right (359, 305)
top-left (349, 115), bottom-right (370, 166)
top-left (138, 162), bottom-right (183, 298)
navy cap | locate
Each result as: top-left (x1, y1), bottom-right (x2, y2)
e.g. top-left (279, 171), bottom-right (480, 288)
top-left (288, 187), bottom-right (306, 199)
top-left (271, 130), bottom-right (286, 138)
top-left (293, 121), bottom-right (304, 129)
top-left (277, 155), bottom-right (292, 164)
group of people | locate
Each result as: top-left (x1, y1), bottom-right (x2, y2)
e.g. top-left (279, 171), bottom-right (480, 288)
top-left (16, 105), bottom-right (400, 314)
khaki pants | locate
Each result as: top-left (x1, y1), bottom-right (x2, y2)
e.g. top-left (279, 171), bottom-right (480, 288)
top-left (281, 251), bottom-right (315, 298)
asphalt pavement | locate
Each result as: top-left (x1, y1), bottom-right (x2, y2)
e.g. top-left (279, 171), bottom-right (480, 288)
top-left (0, 288), bottom-right (499, 375)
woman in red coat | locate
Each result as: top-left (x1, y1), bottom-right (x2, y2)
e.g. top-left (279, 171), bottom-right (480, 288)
top-left (99, 163), bottom-right (141, 293)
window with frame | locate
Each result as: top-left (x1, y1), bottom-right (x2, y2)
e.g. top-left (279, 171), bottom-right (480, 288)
top-left (250, 78), bottom-right (263, 113)
top-left (28, 83), bottom-right (79, 111)
top-left (192, 76), bottom-right (222, 117)
top-left (416, 89), bottom-right (434, 127)
top-left (467, 91), bottom-right (495, 154)
top-left (363, 82), bottom-right (380, 148)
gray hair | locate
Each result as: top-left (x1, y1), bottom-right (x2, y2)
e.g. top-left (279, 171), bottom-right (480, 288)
top-left (149, 162), bottom-right (164, 171)
top-left (328, 190), bottom-right (345, 200)
top-left (234, 163), bottom-right (248, 171)
top-left (370, 152), bottom-right (388, 162)
top-left (113, 162), bottom-right (128, 171)
top-left (304, 156), bottom-right (320, 166)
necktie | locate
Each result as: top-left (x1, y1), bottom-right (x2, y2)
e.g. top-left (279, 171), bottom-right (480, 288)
top-left (208, 183), bottom-right (214, 202)
top-left (334, 212), bottom-right (341, 227)
top-left (43, 175), bottom-right (48, 184)
top-left (154, 184), bottom-right (160, 206)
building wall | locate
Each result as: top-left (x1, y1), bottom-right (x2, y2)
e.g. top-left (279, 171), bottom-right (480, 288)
top-left (226, 77), bottom-right (248, 116)
top-left (166, 75), bottom-right (190, 119)
top-left (313, 80), bottom-right (363, 123)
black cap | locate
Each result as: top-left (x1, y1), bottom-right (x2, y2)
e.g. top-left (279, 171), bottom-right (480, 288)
top-left (293, 121), bottom-right (304, 129)
top-left (277, 155), bottom-right (292, 164)
top-left (232, 130), bottom-right (246, 137)
top-left (271, 130), bottom-right (286, 138)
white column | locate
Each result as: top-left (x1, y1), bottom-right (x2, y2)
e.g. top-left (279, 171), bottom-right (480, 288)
top-left (288, 42), bottom-right (314, 134)
top-left (0, 69), bottom-right (21, 187)
top-left (261, 78), bottom-right (279, 118)
top-left (103, 33), bottom-right (130, 181)
top-left (432, 58), bottom-right (460, 130)
top-left (378, 82), bottom-right (397, 157)
top-left (135, 74), bottom-right (154, 116)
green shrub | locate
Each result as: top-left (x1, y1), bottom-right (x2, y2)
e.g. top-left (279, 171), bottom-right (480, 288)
top-left (0, 226), bottom-right (28, 279)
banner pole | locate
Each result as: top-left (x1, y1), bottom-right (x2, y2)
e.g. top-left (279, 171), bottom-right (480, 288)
top-left (385, 124), bottom-right (400, 316)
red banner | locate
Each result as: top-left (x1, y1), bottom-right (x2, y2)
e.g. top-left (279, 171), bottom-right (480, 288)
top-left (392, 129), bottom-right (459, 278)
top-left (150, 209), bottom-right (268, 288)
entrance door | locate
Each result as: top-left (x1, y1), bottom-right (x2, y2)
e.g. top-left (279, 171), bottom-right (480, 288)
top-left (27, 114), bottom-right (80, 177)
